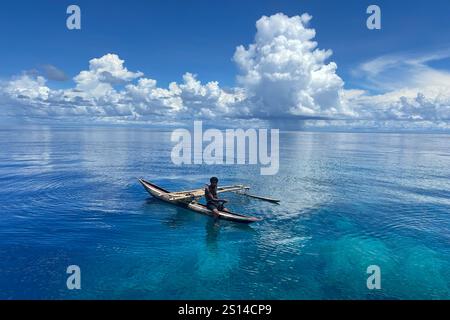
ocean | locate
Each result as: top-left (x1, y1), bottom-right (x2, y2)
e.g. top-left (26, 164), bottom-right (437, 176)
top-left (0, 126), bottom-right (449, 299)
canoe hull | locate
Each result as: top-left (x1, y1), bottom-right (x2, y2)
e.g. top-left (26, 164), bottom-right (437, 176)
top-left (139, 178), bottom-right (262, 223)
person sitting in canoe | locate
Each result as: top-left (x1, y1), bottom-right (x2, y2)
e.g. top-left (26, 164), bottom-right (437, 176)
top-left (205, 177), bottom-right (229, 217)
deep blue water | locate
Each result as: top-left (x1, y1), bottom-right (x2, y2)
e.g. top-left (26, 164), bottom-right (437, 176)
top-left (0, 127), bottom-right (449, 299)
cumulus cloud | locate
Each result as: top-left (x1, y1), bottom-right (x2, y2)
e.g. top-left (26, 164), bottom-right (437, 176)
top-left (4, 74), bottom-right (50, 101)
top-left (1, 13), bottom-right (449, 130)
top-left (122, 72), bottom-right (247, 120)
top-left (73, 53), bottom-right (143, 98)
top-left (234, 13), bottom-right (346, 118)
top-left (1, 60), bottom-right (245, 122)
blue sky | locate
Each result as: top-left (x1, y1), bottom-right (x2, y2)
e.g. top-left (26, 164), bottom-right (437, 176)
top-left (1, 0), bottom-right (450, 130)
top-left (1, 0), bottom-right (449, 87)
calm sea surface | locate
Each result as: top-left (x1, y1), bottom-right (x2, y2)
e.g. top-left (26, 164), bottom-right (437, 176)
top-left (0, 127), bottom-right (449, 299)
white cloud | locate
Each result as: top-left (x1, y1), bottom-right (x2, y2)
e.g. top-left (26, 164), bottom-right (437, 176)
top-left (1, 13), bottom-right (450, 130)
top-left (5, 74), bottom-right (50, 101)
top-left (79, 53), bottom-right (143, 84)
top-left (73, 53), bottom-right (143, 99)
top-left (123, 73), bottom-right (246, 119)
top-left (347, 51), bottom-right (450, 122)
top-left (234, 13), bottom-right (346, 118)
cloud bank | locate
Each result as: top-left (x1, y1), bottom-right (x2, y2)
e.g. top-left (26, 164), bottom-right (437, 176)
top-left (1, 13), bottom-right (449, 130)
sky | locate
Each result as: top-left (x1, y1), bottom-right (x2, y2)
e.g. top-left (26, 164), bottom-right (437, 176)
top-left (1, 0), bottom-right (450, 131)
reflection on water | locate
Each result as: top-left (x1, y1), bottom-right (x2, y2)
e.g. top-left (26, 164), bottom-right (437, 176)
top-left (205, 219), bottom-right (220, 251)
top-left (0, 127), bottom-right (450, 299)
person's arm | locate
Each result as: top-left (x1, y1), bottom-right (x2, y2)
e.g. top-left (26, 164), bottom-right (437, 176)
top-left (205, 187), bottom-right (217, 201)
top-left (205, 187), bottom-right (226, 202)
top-left (213, 192), bottom-right (227, 203)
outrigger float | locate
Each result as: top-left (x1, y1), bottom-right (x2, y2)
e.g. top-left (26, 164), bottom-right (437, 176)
top-left (138, 178), bottom-right (279, 223)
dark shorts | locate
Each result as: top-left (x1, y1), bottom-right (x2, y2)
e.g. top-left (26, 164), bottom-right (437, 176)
top-left (207, 202), bottom-right (224, 211)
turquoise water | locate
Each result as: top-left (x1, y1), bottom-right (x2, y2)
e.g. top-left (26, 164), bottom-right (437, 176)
top-left (0, 127), bottom-right (449, 299)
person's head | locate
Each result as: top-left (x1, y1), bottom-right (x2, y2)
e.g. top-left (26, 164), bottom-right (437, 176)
top-left (210, 176), bottom-right (219, 186)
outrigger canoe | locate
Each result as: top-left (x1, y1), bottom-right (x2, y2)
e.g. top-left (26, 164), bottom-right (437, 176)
top-left (138, 178), bottom-right (264, 223)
